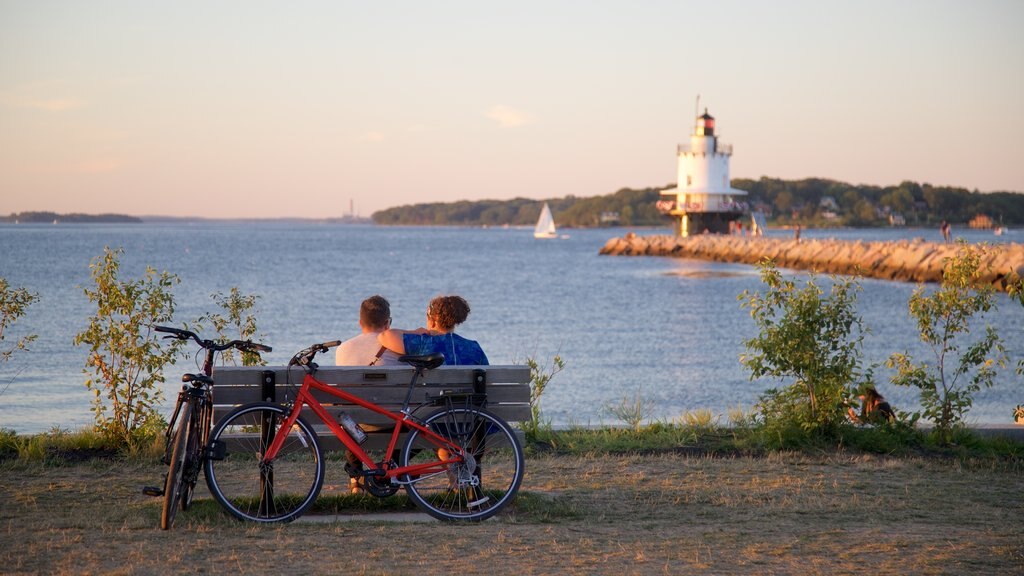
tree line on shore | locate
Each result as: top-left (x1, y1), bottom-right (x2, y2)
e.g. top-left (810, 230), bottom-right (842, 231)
top-left (371, 178), bottom-right (1024, 228)
top-left (3, 211), bottom-right (142, 224)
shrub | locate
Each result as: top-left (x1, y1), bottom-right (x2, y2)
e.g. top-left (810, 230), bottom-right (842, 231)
top-left (739, 259), bottom-right (869, 437)
top-left (0, 278), bottom-right (39, 364)
top-left (198, 287), bottom-right (266, 366)
top-left (73, 247), bottom-right (183, 448)
top-left (887, 243), bottom-right (1006, 444)
top-left (603, 386), bottom-right (656, 432)
top-left (521, 354), bottom-right (564, 442)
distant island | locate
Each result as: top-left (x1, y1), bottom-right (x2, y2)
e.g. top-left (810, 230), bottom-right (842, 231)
top-left (371, 178), bottom-right (1024, 229)
top-left (3, 211), bottom-right (142, 224)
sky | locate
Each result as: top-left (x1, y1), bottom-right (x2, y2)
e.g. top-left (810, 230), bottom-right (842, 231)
top-left (2, 0), bottom-right (1022, 219)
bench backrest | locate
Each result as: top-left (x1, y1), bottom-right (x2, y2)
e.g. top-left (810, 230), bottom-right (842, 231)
top-left (212, 365), bottom-right (531, 428)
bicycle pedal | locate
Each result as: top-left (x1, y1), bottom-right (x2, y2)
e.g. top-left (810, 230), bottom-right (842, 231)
top-left (142, 486), bottom-right (164, 497)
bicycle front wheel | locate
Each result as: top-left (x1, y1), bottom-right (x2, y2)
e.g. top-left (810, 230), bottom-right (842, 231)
top-left (204, 402), bottom-right (324, 523)
top-left (161, 402), bottom-right (192, 530)
top-left (401, 407), bottom-right (524, 521)
top-left (180, 402), bottom-right (207, 511)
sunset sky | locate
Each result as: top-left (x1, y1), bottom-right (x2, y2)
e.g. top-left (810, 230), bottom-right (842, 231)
top-left (2, 0), bottom-right (1022, 219)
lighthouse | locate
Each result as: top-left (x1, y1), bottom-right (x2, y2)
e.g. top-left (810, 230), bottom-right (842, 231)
top-left (658, 107), bottom-right (748, 236)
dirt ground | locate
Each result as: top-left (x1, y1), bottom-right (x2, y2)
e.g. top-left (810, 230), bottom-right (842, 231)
top-left (2, 450), bottom-right (1022, 575)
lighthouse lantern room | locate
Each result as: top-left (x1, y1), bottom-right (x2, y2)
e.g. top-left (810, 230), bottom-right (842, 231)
top-left (658, 106), bottom-right (748, 236)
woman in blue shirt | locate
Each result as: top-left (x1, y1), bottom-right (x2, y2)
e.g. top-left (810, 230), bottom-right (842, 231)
top-left (378, 295), bottom-right (488, 365)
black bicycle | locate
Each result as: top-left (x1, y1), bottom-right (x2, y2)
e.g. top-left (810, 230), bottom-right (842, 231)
top-left (142, 325), bottom-right (271, 530)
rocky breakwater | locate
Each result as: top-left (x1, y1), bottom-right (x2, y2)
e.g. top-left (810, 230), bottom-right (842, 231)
top-left (599, 235), bottom-right (1024, 290)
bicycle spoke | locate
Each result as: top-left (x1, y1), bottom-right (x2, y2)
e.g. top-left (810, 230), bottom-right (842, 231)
top-left (204, 403), bottom-right (324, 523)
top-left (401, 407), bottom-right (523, 521)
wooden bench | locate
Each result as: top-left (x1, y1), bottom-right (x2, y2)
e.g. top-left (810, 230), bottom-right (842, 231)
top-left (212, 364), bottom-right (531, 450)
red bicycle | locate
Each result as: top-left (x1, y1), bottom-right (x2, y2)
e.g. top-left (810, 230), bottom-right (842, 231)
top-left (203, 340), bottom-right (525, 522)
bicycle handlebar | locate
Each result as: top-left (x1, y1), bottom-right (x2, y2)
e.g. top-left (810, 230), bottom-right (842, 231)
top-left (153, 325), bottom-right (273, 354)
top-left (288, 340), bottom-right (342, 367)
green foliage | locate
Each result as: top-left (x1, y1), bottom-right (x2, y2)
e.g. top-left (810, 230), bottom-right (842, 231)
top-left (739, 260), bottom-right (868, 436)
top-left (372, 187), bottom-right (669, 228)
top-left (198, 287), bottom-right (266, 366)
top-left (369, 178), bottom-right (1024, 228)
top-left (73, 247), bottom-right (182, 448)
top-left (887, 243), bottom-right (1006, 444)
top-left (521, 355), bottom-right (564, 442)
top-left (0, 278), bottom-right (39, 364)
top-left (839, 420), bottom-right (924, 454)
top-left (732, 177), bottom-right (1024, 226)
top-left (1009, 276), bottom-right (1024, 380)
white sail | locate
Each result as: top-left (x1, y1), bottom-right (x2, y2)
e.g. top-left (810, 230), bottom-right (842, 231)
top-left (534, 203), bottom-right (557, 238)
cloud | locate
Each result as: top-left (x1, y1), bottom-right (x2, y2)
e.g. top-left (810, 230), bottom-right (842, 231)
top-left (486, 105), bottom-right (532, 128)
top-left (363, 131), bottom-right (386, 142)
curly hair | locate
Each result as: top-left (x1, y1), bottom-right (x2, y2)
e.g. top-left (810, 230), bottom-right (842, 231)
top-left (427, 295), bottom-right (471, 332)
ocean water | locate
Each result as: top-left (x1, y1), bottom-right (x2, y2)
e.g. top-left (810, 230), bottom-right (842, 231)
top-left (0, 222), bottom-right (1021, 434)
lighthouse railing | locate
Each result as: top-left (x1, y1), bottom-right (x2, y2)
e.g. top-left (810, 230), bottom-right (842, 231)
top-left (677, 143), bottom-right (733, 155)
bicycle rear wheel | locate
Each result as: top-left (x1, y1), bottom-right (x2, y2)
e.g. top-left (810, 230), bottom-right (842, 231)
top-left (401, 407), bottom-right (524, 521)
top-left (161, 402), bottom-right (192, 530)
top-left (204, 402), bottom-right (324, 523)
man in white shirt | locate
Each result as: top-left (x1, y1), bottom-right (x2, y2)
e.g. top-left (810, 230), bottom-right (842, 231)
top-left (336, 295), bottom-right (402, 492)
top-left (336, 295), bottom-right (402, 366)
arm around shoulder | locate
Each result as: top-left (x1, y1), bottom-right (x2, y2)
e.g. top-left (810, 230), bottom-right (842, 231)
top-left (378, 329), bottom-right (407, 355)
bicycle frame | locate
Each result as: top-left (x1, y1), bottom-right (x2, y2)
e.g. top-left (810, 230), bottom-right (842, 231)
top-left (263, 371), bottom-right (468, 481)
top-left (162, 346), bottom-right (217, 455)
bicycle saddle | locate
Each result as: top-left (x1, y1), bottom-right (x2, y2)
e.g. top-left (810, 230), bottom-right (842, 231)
top-left (182, 373), bottom-right (214, 386)
top-left (399, 353), bottom-right (445, 370)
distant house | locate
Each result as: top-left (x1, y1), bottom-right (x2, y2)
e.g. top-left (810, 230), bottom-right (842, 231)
top-left (600, 211), bottom-right (620, 224)
top-left (969, 214), bottom-right (994, 229)
top-left (819, 196), bottom-right (839, 211)
top-left (889, 213), bottom-right (906, 226)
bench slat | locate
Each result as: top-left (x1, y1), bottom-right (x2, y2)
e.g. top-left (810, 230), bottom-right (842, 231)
top-left (213, 383), bottom-right (529, 406)
top-left (212, 365), bottom-right (530, 386)
top-left (213, 404), bottom-right (530, 426)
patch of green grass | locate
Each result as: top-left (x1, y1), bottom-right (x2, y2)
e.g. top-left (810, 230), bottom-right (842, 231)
top-left (525, 420), bottom-right (1024, 465)
top-left (0, 426), bottom-right (128, 463)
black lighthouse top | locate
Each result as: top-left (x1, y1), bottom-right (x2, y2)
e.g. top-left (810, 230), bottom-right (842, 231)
top-left (696, 109), bottom-right (715, 136)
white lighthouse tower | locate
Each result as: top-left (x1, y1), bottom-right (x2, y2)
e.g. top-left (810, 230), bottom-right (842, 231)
top-left (658, 107), bottom-right (748, 236)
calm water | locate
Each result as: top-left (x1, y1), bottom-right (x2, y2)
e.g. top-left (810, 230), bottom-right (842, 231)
top-left (1, 223), bottom-right (1021, 434)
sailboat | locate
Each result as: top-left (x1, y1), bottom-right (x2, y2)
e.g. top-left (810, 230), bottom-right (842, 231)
top-left (534, 203), bottom-right (558, 239)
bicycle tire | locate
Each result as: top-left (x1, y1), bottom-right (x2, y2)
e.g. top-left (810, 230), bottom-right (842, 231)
top-left (161, 402), bottom-right (192, 530)
top-left (204, 402), bottom-right (324, 523)
top-left (401, 406), bottom-right (524, 521)
top-left (181, 399), bottom-right (212, 511)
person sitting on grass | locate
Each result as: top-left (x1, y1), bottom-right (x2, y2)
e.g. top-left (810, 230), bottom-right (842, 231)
top-left (378, 295), bottom-right (488, 366)
top-left (848, 386), bottom-right (896, 424)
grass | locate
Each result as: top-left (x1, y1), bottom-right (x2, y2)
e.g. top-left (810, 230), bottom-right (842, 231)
top-left (1, 445), bottom-right (1022, 575)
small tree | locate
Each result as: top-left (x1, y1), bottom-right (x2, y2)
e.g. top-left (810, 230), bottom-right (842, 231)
top-left (73, 247), bottom-right (182, 446)
top-left (887, 243), bottom-right (1006, 444)
top-left (198, 287), bottom-right (266, 366)
top-left (1010, 276), bottom-right (1024, 379)
top-left (739, 259), bottom-right (868, 434)
top-left (522, 354), bottom-right (564, 442)
top-left (0, 278), bottom-right (39, 364)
